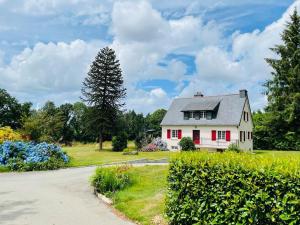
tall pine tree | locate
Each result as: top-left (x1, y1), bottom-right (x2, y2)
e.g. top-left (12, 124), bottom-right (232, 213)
top-left (265, 9), bottom-right (300, 150)
top-left (82, 47), bottom-right (126, 150)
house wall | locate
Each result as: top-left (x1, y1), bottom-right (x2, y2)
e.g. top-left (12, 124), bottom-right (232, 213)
top-left (161, 125), bottom-right (239, 151)
top-left (238, 99), bottom-right (253, 151)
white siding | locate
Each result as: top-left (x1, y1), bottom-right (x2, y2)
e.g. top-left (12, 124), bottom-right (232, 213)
top-left (162, 125), bottom-right (239, 151)
top-left (237, 99), bottom-right (253, 151)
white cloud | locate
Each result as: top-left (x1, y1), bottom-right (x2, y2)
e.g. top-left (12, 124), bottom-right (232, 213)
top-left (0, 40), bottom-right (107, 104)
top-left (126, 88), bottom-right (171, 113)
top-left (180, 0), bottom-right (300, 110)
top-left (1, 0), bottom-right (299, 113)
top-left (111, 0), bottom-right (223, 86)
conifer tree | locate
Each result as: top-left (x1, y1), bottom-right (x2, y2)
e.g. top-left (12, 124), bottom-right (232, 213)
top-left (265, 9), bottom-right (300, 150)
top-left (82, 47), bottom-right (126, 150)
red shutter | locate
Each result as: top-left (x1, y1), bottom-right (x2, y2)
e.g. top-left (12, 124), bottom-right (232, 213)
top-left (226, 130), bottom-right (231, 142)
top-left (178, 130), bottom-right (182, 139)
top-left (212, 130), bottom-right (216, 141)
top-left (167, 129), bottom-right (171, 139)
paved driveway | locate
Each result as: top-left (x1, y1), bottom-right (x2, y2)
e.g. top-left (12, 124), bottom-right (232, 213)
top-left (0, 166), bottom-right (135, 225)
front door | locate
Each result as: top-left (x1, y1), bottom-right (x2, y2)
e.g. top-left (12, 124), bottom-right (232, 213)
top-left (193, 130), bottom-right (200, 144)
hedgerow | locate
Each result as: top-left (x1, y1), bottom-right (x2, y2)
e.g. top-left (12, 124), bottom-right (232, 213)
top-left (0, 141), bottom-right (69, 171)
top-left (166, 152), bottom-right (300, 225)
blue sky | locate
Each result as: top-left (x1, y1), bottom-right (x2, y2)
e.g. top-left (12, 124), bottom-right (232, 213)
top-left (0, 0), bottom-right (298, 113)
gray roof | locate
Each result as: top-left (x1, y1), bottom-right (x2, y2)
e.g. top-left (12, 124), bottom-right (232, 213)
top-left (161, 94), bottom-right (246, 126)
top-left (181, 99), bottom-right (220, 111)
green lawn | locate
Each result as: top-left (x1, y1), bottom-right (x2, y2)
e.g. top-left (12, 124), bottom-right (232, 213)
top-left (64, 141), bottom-right (176, 167)
top-left (113, 165), bottom-right (168, 225)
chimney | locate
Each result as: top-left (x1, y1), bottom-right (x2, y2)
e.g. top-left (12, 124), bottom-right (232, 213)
top-left (194, 91), bottom-right (204, 97)
top-left (239, 89), bottom-right (248, 98)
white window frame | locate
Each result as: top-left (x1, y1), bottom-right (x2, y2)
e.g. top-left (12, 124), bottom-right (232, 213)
top-left (200, 111), bottom-right (207, 119)
top-left (217, 131), bottom-right (225, 140)
top-left (171, 130), bottom-right (178, 139)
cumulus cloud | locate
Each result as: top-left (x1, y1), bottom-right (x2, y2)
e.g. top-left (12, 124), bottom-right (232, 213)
top-left (0, 0), bottom-right (299, 113)
top-left (111, 0), bottom-right (223, 86)
top-left (0, 40), bottom-right (107, 104)
top-left (180, 0), bottom-right (300, 110)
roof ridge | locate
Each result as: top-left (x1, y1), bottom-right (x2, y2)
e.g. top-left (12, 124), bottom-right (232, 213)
top-left (174, 93), bottom-right (239, 100)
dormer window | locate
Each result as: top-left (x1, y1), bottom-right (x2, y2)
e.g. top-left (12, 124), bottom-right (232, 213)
top-left (183, 111), bottom-right (212, 120)
top-left (200, 111), bottom-right (207, 119)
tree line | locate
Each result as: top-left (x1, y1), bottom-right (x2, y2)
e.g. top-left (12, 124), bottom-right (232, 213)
top-left (0, 88), bottom-right (166, 145)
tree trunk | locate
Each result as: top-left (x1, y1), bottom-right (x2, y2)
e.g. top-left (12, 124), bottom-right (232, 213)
top-left (99, 131), bottom-right (103, 150)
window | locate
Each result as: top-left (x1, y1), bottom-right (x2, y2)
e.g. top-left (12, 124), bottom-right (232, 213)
top-left (171, 146), bottom-right (178, 150)
top-left (218, 131), bottom-right (225, 140)
top-left (200, 111), bottom-right (207, 119)
top-left (184, 112), bottom-right (190, 120)
top-left (172, 130), bottom-right (178, 138)
top-left (194, 111), bottom-right (200, 120)
top-left (244, 111), bottom-right (249, 122)
top-left (240, 131), bottom-right (245, 142)
top-left (248, 132), bottom-right (250, 139)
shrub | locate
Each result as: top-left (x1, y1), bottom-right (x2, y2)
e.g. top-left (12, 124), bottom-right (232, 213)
top-left (112, 133), bottom-right (128, 152)
top-left (134, 134), bottom-right (144, 150)
top-left (178, 137), bottom-right (195, 151)
top-left (0, 127), bottom-right (23, 144)
top-left (0, 141), bottom-right (69, 171)
top-left (91, 165), bottom-right (133, 196)
top-left (152, 137), bottom-right (168, 151)
top-left (166, 152), bottom-right (300, 225)
top-left (142, 143), bottom-right (159, 152)
top-left (226, 143), bottom-right (241, 153)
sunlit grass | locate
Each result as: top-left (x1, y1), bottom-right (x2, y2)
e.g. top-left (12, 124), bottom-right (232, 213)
top-left (64, 141), bottom-right (176, 167)
top-left (113, 165), bottom-right (168, 225)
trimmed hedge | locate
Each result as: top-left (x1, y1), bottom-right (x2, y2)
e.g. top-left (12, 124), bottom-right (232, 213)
top-left (166, 152), bottom-right (300, 225)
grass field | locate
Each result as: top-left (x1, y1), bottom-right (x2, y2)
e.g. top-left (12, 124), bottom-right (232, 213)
top-left (64, 141), bottom-right (176, 167)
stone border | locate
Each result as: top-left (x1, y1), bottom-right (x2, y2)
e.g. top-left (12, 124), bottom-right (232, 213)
top-left (94, 188), bottom-right (113, 205)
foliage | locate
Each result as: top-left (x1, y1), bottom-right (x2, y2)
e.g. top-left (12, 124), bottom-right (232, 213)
top-left (82, 47), bottom-right (126, 150)
top-left (140, 137), bottom-right (168, 152)
top-left (0, 127), bottom-right (23, 144)
top-left (166, 152), bottom-right (300, 225)
top-left (152, 137), bottom-right (168, 151)
top-left (226, 143), bottom-right (241, 153)
top-left (91, 165), bottom-right (133, 196)
top-left (178, 137), bottom-right (195, 151)
top-left (134, 134), bottom-right (144, 150)
top-left (0, 141), bottom-right (69, 171)
top-left (145, 109), bottom-right (167, 137)
top-left (0, 88), bottom-right (32, 129)
top-left (262, 9), bottom-right (300, 150)
top-left (112, 132), bottom-right (128, 152)
top-left (142, 143), bottom-right (159, 152)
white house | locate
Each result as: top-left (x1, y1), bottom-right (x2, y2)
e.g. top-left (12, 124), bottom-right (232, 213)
top-left (161, 90), bottom-right (253, 151)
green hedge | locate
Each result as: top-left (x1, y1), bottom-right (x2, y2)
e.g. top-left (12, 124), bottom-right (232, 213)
top-left (166, 152), bottom-right (300, 225)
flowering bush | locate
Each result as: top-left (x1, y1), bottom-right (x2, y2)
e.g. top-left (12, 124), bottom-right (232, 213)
top-left (152, 137), bottom-right (168, 151)
top-left (141, 137), bottom-right (168, 152)
top-left (142, 143), bottom-right (159, 152)
top-left (0, 141), bottom-right (69, 171)
top-left (0, 127), bottom-right (23, 144)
